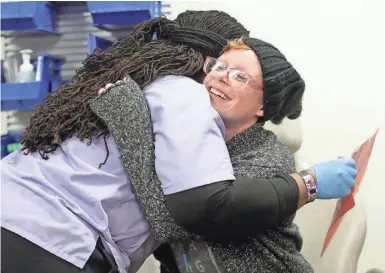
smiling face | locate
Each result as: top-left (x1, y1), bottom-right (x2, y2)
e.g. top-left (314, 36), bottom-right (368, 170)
top-left (203, 41), bottom-right (264, 138)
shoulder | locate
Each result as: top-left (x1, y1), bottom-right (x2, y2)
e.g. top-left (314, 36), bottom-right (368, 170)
top-left (144, 76), bottom-right (207, 97)
top-left (258, 129), bottom-right (296, 172)
top-left (230, 127), bottom-right (296, 176)
top-left (263, 129), bottom-right (293, 158)
top-left (60, 136), bottom-right (124, 172)
top-left (143, 75), bottom-right (213, 117)
top-left (150, 75), bottom-right (201, 87)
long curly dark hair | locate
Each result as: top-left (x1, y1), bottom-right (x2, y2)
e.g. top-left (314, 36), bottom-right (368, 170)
top-left (21, 11), bottom-right (249, 160)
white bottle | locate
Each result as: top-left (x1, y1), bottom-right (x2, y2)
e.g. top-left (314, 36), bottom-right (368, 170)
top-left (17, 49), bottom-right (36, 83)
top-left (4, 51), bottom-right (19, 83)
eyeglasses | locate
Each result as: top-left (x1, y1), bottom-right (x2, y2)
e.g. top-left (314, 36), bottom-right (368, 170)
top-left (203, 57), bottom-right (253, 88)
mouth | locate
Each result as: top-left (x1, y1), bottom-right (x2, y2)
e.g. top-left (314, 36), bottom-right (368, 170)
top-left (209, 88), bottom-right (230, 101)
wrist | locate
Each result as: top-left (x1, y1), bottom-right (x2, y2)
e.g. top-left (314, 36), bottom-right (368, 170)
top-left (291, 173), bottom-right (309, 209)
top-left (304, 168), bottom-right (316, 182)
top-left (298, 170), bottom-right (318, 203)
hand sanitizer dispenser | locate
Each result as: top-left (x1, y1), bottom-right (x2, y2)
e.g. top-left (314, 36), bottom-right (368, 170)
top-left (17, 49), bottom-right (36, 83)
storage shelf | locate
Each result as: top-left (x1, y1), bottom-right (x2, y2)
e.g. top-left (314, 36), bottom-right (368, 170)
top-left (1, 1), bottom-right (58, 36)
top-left (88, 34), bottom-right (114, 54)
top-left (1, 54), bottom-right (65, 111)
top-left (1, 133), bottom-right (21, 158)
top-left (86, 1), bottom-right (161, 31)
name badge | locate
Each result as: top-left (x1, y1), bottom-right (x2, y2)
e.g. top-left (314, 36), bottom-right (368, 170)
top-left (170, 238), bottom-right (224, 273)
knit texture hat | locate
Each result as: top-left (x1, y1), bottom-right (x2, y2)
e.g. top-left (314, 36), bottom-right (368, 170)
top-left (243, 38), bottom-right (305, 124)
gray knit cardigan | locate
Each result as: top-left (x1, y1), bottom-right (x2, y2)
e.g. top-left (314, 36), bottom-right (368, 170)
top-left (90, 81), bottom-right (313, 273)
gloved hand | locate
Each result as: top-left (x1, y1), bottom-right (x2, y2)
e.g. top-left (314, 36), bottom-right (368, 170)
top-left (309, 158), bottom-right (357, 199)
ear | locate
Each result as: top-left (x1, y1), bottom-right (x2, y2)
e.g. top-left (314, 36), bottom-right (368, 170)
top-left (256, 108), bottom-right (264, 118)
top-left (255, 93), bottom-right (264, 118)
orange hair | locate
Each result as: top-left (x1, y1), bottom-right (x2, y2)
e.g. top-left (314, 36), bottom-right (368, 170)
top-left (223, 38), bottom-right (251, 52)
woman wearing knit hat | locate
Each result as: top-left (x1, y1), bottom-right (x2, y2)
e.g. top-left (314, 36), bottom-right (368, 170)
top-left (1, 11), bottom-right (356, 273)
top-left (93, 35), bottom-right (356, 273)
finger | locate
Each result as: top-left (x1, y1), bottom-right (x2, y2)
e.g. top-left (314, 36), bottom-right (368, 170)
top-left (105, 83), bottom-right (114, 89)
top-left (98, 88), bottom-right (105, 95)
top-left (345, 158), bottom-right (357, 168)
top-left (347, 167), bottom-right (358, 180)
top-left (116, 80), bottom-right (123, 85)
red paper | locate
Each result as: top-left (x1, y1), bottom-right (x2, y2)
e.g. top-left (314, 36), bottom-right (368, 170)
top-left (321, 129), bottom-right (379, 256)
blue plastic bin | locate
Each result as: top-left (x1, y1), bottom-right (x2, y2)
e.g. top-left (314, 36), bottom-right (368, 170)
top-left (1, 133), bottom-right (22, 158)
top-left (1, 1), bottom-right (57, 35)
top-left (1, 60), bottom-right (5, 83)
top-left (88, 34), bottom-right (114, 54)
top-left (1, 54), bottom-right (65, 111)
top-left (1, 135), bottom-right (14, 158)
top-left (86, 1), bottom-right (161, 30)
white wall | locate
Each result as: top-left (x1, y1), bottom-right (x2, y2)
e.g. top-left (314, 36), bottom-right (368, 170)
top-left (171, 0), bottom-right (385, 271)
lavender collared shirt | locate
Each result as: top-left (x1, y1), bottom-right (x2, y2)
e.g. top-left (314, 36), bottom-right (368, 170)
top-left (1, 76), bottom-right (234, 272)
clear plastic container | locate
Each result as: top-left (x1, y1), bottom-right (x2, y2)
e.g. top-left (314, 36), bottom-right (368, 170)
top-left (17, 49), bottom-right (36, 83)
top-left (3, 51), bottom-right (19, 83)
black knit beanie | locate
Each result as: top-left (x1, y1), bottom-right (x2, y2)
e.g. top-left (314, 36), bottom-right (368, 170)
top-left (243, 38), bottom-right (305, 124)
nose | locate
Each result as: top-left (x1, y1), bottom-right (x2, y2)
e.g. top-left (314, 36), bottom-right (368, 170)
top-left (217, 70), bottom-right (231, 86)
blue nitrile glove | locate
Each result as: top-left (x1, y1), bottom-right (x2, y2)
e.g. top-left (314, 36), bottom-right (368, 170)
top-left (310, 158), bottom-right (357, 199)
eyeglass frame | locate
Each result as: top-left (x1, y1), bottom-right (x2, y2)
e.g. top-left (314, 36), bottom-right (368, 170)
top-left (203, 57), bottom-right (257, 88)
